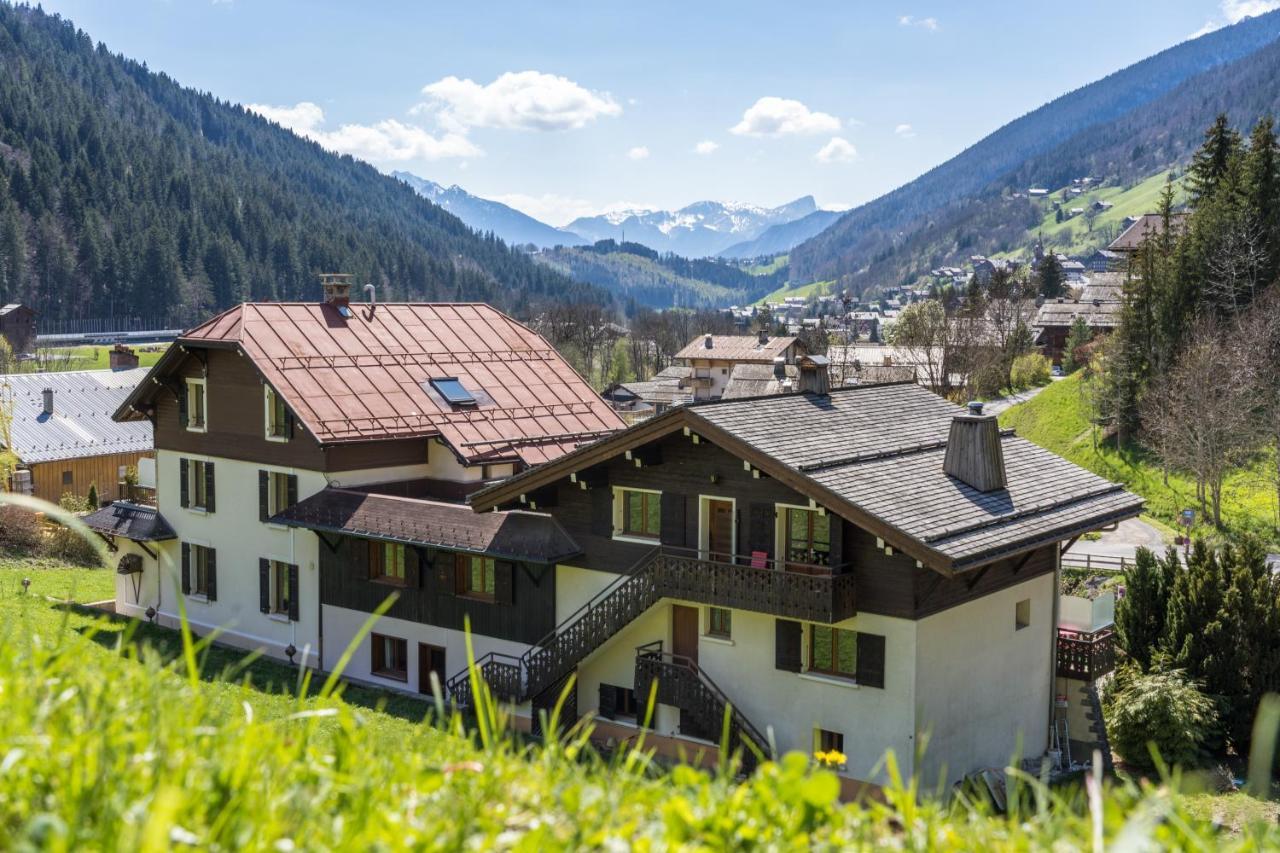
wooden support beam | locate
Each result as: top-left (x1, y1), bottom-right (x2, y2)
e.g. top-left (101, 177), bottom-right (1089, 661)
top-left (1059, 536), bottom-right (1082, 557)
top-left (1011, 550), bottom-right (1036, 575)
top-left (317, 532), bottom-right (342, 554)
top-left (914, 574), bottom-right (945, 610)
top-left (964, 564), bottom-right (990, 591)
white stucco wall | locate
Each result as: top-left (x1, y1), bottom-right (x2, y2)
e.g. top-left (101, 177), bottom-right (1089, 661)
top-left (913, 572), bottom-right (1054, 790)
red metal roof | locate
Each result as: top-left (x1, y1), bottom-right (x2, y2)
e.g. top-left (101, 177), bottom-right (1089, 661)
top-left (176, 302), bottom-right (624, 465)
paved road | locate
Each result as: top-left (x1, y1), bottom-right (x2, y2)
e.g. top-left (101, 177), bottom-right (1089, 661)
top-left (981, 378), bottom-right (1061, 417)
top-left (1063, 517), bottom-right (1173, 569)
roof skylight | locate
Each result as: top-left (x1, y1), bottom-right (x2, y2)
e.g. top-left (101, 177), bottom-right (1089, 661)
top-left (429, 377), bottom-right (476, 406)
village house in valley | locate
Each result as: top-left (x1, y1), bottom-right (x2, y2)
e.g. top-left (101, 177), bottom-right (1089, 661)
top-left (671, 331), bottom-right (804, 401)
top-left (102, 281), bottom-right (1142, 794)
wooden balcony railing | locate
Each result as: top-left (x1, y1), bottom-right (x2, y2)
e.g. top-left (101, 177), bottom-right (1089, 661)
top-left (448, 546), bottom-right (857, 708)
top-left (1056, 627), bottom-right (1116, 681)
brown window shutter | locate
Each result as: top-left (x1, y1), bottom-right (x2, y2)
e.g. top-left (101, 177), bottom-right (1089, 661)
top-left (259, 558), bottom-right (270, 613)
top-left (178, 386), bottom-right (188, 428)
top-left (598, 683), bottom-right (617, 720)
top-left (659, 492), bottom-right (685, 547)
top-left (258, 471), bottom-right (269, 522)
top-left (204, 463), bottom-right (216, 513)
top-left (436, 554), bottom-right (455, 595)
top-left (368, 541), bottom-right (381, 580)
top-left (494, 560), bottom-right (514, 605)
top-left (179, 459), bottom-right (189, 508)
top-left (286, 475), bottom-right (298, 509)
top-left (181, 542), bottom-right (191, 594)
top-left (284, 407), bottom-right (295, 440)
top-left (774, 619), bottom-right (801, 672)
top-left (206, 549), bottom-right (217, 601)
top-left (590, 490), bottom-right (613, 536)
top-left (856, 632), bottom-right (885, 689)
top-left (287, 564), bottom-right (300, 622)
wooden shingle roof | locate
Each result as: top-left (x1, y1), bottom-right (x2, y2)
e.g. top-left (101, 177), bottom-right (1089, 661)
top-left (674, 334), bottom-right (798, 363)
top-left (470, 383), bottom-right (1143, 574)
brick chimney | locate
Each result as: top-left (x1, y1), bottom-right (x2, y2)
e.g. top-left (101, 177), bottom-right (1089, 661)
top-left (943, 401), bottom-right (1007, 492)
top-left (320, 272), bottom-right (354, 307)
top-left (109, 344), bottom-right (139, 371)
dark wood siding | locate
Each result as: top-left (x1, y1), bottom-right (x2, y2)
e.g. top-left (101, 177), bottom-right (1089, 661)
top-left (317, 534), bottom-right (556, 644)
top-left (153, 348), bottom-right (429, 472)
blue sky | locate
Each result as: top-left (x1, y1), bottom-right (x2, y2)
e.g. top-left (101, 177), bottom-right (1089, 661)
top-left (40, 0), bottom-right (1277, 225)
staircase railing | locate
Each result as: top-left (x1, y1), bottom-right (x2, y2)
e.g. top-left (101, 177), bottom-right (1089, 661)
top-left (633, 640), bottom-right (771, 769)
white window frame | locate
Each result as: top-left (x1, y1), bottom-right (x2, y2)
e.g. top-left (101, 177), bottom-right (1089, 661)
top-left (263, 385), bottom-right (289, 443)
top-left (185, 378), bottom-right (207, 433)
top-left (268, 559), bottom-right (290, 618)
top-left (268, 470), bottom-right (293, 517)
top-left (189, 543), bottom-right (211, 599)
top-left (188, 459), bottom-right (211, 513)
top-left (612, 486), bottom-right (662, 544)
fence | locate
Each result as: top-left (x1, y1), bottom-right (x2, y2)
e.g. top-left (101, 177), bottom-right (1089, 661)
top-left (1060, 553), bottom-right (1132, 573)
top-left (37, 316), bottom-right (174, 336)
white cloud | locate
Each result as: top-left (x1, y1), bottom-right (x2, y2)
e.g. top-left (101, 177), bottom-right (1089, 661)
top-left (1222, 0), bottom-right (1280, 23)
top-left (898, 14), bottom-right (939, 31)
top-left (248, 102), bottom-right (481, 162)
top-left (417, 70), bottom-right (622, 132)
top-left (693, 140), bottom-right (719, 155)
top-left (894, 123), bottom-right (916, 138)
top-left (1188, 19), bottom-right (1222, 38)
top-left (627, 146), bottom-right (650, 161)
top-left (730, 96), bottom-right (840, 137)
top-left (814, 136), bottom-right (857, 164)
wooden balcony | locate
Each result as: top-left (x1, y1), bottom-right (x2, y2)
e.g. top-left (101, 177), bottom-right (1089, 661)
top-left (652, 547), bottom-right (857, 623)
top-left (1056, 627), bottom-right (1115, 681)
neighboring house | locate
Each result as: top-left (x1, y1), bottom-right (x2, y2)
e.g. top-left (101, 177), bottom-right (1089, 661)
top-left (106, 280), bottom-right (625, 663)
top-left (1084, 249), bottom-right (1121, 272)
top-left (671, 332), bottom-right (804, 400)
top-left (0, 303), bottom-right (36, 354)
top-left (1032, 273), bottom-right (1126, 363)
top-left (1, 366), bottom-right (153, 504)
top-left (827, 344), bottom-right (943, 389)
top-left (434, 379), bottom-right (1141, 792)
top-left (1106, 212), bottom-right (1190, 259)
top-left (602, 368), bottom-right (695, 422)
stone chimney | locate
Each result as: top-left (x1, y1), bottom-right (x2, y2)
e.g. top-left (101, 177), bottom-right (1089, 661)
top-left (757, 328), bottom-right (769, 345)
top-left (41, 388), bottom-right (53, 415)
top-left (703, 333), bottom-right (713, 349)
top-left (943, 401), bottom-right (1007, 492)
top-left (797, 355), bottom-right (830, 396)
top-left (109, 344), bottom-right (139, 371)
top-left (772, 355), bottom-right (787, 381)
top-left (320, 272), bottom-right (354, 307)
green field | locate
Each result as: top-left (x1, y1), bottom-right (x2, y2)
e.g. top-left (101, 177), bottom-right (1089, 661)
top-left (10, 344), bottom-right (169, 374)
top-left (745, 253), bottom-right (789, 276)
top-left (999, 372), bottom-right (1279, 546)
top-left (4, 552), bottom-right (1280, 848)
top-left (754, 278), bottom-right (835, 306)
top-left (1033, 171), bottom-right (1186, 256)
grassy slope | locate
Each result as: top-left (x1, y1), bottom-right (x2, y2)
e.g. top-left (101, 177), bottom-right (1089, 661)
top-left (999, 373), bottom-right (1279, 545)
top-left (4, 554), bottom-right (1278, 848)
top-left (745, 253), bottom-right (790, 275)
top-left (535, 249), bottom-right (746, 305)
top-left (8, 345), bottom-right (170, 373)
top-left (1034, 171), bottom-right (1187, 255)
top-left (754, 278), bottom-right (835, 306)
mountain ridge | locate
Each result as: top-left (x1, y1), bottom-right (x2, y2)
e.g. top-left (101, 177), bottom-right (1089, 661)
top-left (392, 172), bottom-right (586, 248)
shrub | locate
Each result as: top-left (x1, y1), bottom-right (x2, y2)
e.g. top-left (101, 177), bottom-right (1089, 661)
top-left (1107, 669), bottom-right (1217, 771)
top-left (1010, 353), bottom-right (1052, 389)
top-left (0, 505), bottom-right (43, 553)
top-left (45, 492), bottom-right (101, 566)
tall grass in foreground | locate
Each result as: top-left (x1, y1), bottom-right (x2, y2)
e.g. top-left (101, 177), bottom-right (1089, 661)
top-left (0, 602), bottom-right (1276, 851)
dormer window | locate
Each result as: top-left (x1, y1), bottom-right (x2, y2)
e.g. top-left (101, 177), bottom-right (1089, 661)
top-left (184, 378), bottom-right (207, 433)
top-left (429, 377), bottom-right (476, 407)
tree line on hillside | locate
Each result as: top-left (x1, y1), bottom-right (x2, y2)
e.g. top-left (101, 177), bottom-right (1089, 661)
top-left (0, 5), bottom-right (599, 328)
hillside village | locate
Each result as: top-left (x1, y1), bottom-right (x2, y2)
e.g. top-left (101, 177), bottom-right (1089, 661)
top-left (4, 2), bottom-right (1280, 848)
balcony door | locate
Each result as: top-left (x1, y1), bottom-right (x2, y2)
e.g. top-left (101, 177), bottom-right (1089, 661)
top-left (704, 497), bottom-right (735, 563)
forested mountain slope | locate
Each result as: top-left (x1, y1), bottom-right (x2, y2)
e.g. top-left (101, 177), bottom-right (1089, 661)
top-left (0, 5), bottom-right (600, 326)
top-left (790, 10), bottom-right (1280, 286)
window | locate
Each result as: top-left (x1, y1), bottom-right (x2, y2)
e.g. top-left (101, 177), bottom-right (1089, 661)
top-left (189, 460), bottom-right (211, 511)
top-left (429, 376), bottom-right (476, 406)
top-left (190, 544), bottom-right (212, 597)
top-left (1015, 598), bottom-right (1031, 630)
top-left (369, 541), bottom-right (407, 585)
top-left (815, 728), bottom-right (844, 755)
top-left (618, 488), bottom-right (661, 539)
top-left (269, 560), bottom-right (290, 615)
top-left (264, 386), bottom-right (289, 440)
top-left (708, 607), bottom-right (732, 639)
top-left (599, 683), bottom-right (640, 721)
top-left (456, 554), bottom-right (496, 600)
top-left (371, 633), bottom-right (408, 681)
top-left (185, 379), bottom-right (207, 432)
top-left (61, 470), bottom-right (73, 486)
top-left (269, 472), bottom-right (294, 515)
top-left (809, 625), bottom-right (857, 678)
top-left (784, 507), bottom-right (831, 569)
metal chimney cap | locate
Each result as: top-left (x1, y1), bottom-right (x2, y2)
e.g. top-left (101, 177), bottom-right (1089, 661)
top-left (967, 401), bottom-right (984, 416)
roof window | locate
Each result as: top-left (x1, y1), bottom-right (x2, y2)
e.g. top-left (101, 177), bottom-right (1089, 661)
top-left (429, 377), bottom-right (476, 406)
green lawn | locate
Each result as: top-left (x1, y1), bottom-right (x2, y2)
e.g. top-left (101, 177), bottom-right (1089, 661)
top-left (4, 553), bottom-right (1280, 847)
top-left (10, 344), bottom-right (169, 373)
top-left (754, 278), bottom-right (835, 306)
top-left (745, 253), bottom-right (789, 276)
top-left (999, 373), bottom-right (1279, 546)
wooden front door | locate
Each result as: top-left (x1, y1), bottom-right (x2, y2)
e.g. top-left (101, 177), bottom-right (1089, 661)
top-left (418, 643), bottom-right (446, 695)
top-left (706, 499), bottom-right (734, 562)
top-left (672, 605), bottom-right (699, 665)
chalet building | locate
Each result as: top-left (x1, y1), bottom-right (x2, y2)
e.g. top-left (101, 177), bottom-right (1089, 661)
top-left (1032, 273), bottom-right (1126, 364)
top-left (102, 282), bottom-right (1143, 794)
top-left (1106, 212), bottom-right (1190, 264)
top-left (1, 367), bottom-right (153, 504)
top-left (105, 276), bottom-right (624, 662)
top-left (671, 332), bottom-right (804, 401)
top-left (0, 303), bottom-right (36, 354)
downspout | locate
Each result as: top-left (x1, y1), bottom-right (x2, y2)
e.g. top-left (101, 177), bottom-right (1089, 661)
top-left (1048, 547), bottom-right (1062, 750)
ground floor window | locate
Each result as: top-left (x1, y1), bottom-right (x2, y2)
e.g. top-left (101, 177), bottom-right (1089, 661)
top-left (371, 633), bottom-right (408, 681)
top-left (599, 683), bottom-right (640, 721)
top-left (707, 607), bottom-right (732, 639)
top-left (190, 544), bottom-right (212, 597)
top-left (814, 728), bottom-right (846, 768)
top-left (809, 625), bottom-right (856, 678)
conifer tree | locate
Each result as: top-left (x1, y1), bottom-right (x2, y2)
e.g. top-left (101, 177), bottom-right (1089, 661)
top-left (1114, 547), bottom-right (1170, 670)
top-left (1188, 114), bottom-right (1242, 207)
top-left (1037, 252), bottom-right (1065, 298)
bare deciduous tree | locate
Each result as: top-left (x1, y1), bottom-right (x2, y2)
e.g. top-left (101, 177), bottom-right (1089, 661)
top-left (1206, 216), bottom-right (1268, 315)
